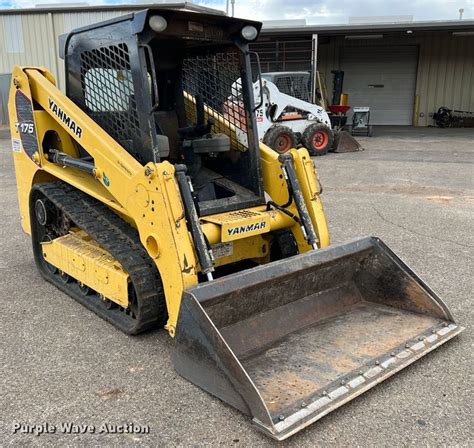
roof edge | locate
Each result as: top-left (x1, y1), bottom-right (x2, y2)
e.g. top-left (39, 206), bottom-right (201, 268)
top-left (0, 2), bottom-right (226, 16)
top-left (261, 19), bottom-right (474, 35)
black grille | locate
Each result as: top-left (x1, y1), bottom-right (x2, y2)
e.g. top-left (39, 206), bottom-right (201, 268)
top-left (79, 43), bottom-right (140, 154)
top-left (182, 51), bottom-right (249, 152)
top-left (274, 75), bottom-right (311, 102)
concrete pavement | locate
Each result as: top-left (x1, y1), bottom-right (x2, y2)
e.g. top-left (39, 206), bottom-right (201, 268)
top-left (1, 125), bottom-right (473, 446)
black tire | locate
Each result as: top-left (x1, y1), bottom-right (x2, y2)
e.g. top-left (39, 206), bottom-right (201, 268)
top-left (368, 125), bottom-right (373, 137)
top-left (263, 125), bottom-right (297, 153)
top-left (302, 123), bottom-right (334, 156)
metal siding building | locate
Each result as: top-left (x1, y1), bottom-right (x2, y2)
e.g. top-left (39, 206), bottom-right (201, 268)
top-left (0, 7), bottom-right (132, 101)
top-left (0, 4), bottom-right (473, 126)
top-left (255, 22), bottom-right (474, 126)
top-left (315, 32), bottom-right (474, 126)
top-left (0, 3), bottom-right (221, 124)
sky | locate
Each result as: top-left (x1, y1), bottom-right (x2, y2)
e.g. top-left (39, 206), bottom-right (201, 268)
top-left (0, 0), bottom-right (472, 24)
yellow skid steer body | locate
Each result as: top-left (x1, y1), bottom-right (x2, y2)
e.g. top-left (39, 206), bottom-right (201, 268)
top-left (7, 6), bottom-right (463, 441)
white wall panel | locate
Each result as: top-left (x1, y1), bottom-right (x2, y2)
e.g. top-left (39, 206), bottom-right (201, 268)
top-left (3, 15), bottom-right (24, 53)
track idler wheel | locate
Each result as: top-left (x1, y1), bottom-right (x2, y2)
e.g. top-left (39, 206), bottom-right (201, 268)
top-left (35, 198), bottom-right (57, 226)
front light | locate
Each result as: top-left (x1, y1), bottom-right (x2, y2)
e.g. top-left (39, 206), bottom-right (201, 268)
top-left (241, 25), bottom-right (258, 41)
top-left (149, 15), bottom-right (168, 33)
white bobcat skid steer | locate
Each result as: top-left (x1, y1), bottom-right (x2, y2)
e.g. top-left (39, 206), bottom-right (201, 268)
top-left (254, 80), bottom-right (334, 155)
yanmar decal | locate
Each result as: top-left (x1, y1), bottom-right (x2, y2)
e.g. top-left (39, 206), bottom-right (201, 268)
top-left (48, 98), bottom-right (83, 138)
top-left (227, 221), bottom-right (266, 237)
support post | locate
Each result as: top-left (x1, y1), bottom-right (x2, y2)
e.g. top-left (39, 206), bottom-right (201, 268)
top-left (310, 33), bottom-right (318, 104)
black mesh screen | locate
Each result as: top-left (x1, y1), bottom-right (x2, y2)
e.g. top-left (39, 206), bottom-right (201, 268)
top-left (274, 75), bottom-right (311, 102)
top-left (182, 50), bottom-right (249, 152)
top-left (79, 43), bottom-right (140, 154)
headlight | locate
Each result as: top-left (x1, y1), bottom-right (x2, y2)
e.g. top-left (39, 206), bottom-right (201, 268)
top-left (149, 15), bottom-right (168, 33)
top-left (241, 26), bottom-right (258, 41)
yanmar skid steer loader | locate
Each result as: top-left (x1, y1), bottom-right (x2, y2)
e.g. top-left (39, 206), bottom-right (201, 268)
top-left (9, 6), bottom-right (462, 440)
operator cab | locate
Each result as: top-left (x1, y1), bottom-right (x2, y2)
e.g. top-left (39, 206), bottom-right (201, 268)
top-left (60, 7), bottom-right (264, 216)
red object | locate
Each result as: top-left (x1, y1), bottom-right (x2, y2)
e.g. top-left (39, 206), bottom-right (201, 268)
top-left (280, 112), bottom-right (305, 121)
top-left (328, 105), bottom-right (351, 114)
top-left (312, 130), bottom-right (329, 150)
top-left (275, 134), bottom-right (292, 153)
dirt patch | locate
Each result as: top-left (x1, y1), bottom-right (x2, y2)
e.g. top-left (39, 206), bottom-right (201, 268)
top-left (327, 184), bottom-right (474, 203)
top-left (327, 184), bottom-right (460, 197)
top-left (464, 196), bottom-right (474, 204)
top-left (95, 388), bottom-right (124, 401)
top-left (425, 196), bottom-right (453, 204)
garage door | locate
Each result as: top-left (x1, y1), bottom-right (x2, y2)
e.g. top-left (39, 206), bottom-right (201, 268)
top-left (341, 46), bottom-right (418, 125)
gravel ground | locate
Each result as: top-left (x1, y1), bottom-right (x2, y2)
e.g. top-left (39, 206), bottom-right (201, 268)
top-left (0, 125), bottom-right (473, 447)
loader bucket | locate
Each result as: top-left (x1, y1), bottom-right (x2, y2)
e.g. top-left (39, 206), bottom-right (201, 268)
top-left (332, 130), bottom-right (363, 152)
top-left (172, 237), bottom-right (462, 440)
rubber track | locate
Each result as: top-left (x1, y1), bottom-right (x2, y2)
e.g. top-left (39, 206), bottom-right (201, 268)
top-left (32, 182), bottom-right (167, 334)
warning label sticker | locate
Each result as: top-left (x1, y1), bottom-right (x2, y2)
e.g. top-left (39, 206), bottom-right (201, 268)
top-left (12, 138), bottom-right (22, 153)
top-left (211, 242), bottom-right (233, 258)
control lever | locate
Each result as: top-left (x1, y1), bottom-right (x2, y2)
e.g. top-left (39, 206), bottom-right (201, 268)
top-left (178, 95), bottom-right (215, 140)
